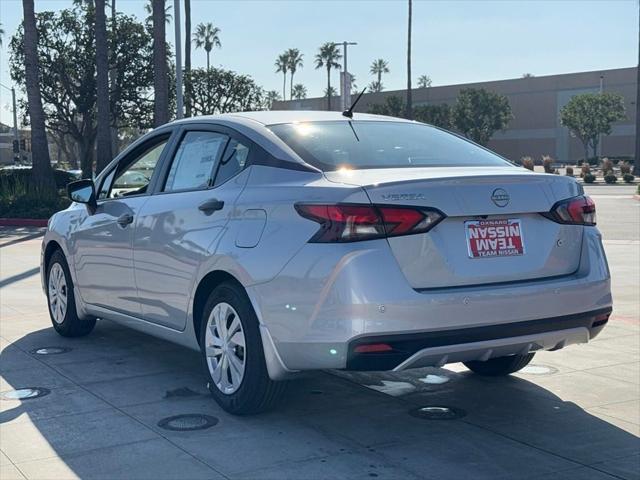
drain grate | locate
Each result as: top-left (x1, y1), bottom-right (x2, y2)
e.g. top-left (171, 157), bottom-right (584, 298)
top-left (157, 414), bottom-right (218, 431)
top-left (519, 364), bottom-right (558, 376)
top-left (1, 387), bottom-right (51, 401)
top-left (30, 347), bottom-right (72, 356)
top-left (409, 405), bottom-right (466, 420)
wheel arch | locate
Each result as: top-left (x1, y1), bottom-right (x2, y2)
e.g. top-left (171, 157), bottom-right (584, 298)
top-left (192, 270), bottom-right (244, 344)
top-left (191, 269), bottom-right (296, 381)
top-left (43, 239), bottom-right (64, 275)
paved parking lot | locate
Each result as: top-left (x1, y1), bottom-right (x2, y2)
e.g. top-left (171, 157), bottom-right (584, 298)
top-left (1, 185), bottom-right (638, 480)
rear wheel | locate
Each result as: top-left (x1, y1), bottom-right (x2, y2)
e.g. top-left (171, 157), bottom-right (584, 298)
top-left (46, 250), bottom-right (96, 337)
top-left (464, 353), bottom-right (535, 376)
top-left (199, 282), bottom-right (286, 415)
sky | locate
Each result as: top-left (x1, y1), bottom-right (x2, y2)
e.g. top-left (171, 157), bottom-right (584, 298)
top-left (0, 0), bottom-right (637, 127)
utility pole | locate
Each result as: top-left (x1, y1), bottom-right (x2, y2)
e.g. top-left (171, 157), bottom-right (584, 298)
top-left (0, 82), bottom-right (20, 162)
top-left (335, 41), bottom-right (357, 111)
top-left (174, 0), bottom-right (184, 119)
top-left (635, 3), bottom-right (640, 175)
top-left (598, 74), bottom-right (604, 160)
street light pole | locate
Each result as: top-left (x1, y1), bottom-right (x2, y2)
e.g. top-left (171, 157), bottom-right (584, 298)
top-left (334, 41), bottom-right (357, 111)
top-left (174, 0), bottom-right (184, 119)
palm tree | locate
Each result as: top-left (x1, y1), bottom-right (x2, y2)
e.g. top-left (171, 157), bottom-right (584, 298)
top-left (95, 0), bottom-right (112, 173)
top-left (368, 80), bottom-right (383, 93)
top-left (324, 86), bottom-right (338, 98)
top-left (194, 22), bottom-right (221, 70)
top-left (152, 0), bottom-right (169, 126)
top-left (144, 0), bottom-right (172, 24)
top-left (275, 53), bottom-right (288, 101)
top-left (265, 90), bottom-right (281, 110)
top-left (405, 0), bottom-right (413, 119)
top-left (370, 58), bottom-right (389, 88)
top-left (287, 48), bottom-right (303, 99)
top-left (417, 74), bottom-right (431, 88)
top-left (0, 22), bottom-right (5, 47)
top-left (21, 0), bottom-right (55, 191)
top-left (184, 0), bottom-right (192, 116)
top-left (314, 42), bottom-right (342, 110)
top-left (292, 84), bottom-right (307, 100)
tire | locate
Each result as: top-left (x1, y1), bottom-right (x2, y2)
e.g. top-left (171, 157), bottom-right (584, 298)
top-left (464, 353), bottom-right (535, 376)
top-left (199, 281), bottom-right (286, 415)
top-left (46, 250), bottom-right (96, 337)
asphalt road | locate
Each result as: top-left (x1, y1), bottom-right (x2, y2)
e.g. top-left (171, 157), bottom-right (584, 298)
top-left (1, 186), bottom-right (638, 480)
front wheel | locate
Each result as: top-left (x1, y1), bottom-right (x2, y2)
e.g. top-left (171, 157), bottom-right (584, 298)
top-left (199, 282), bottom-right (286, 415)
top-left (46, 250), bottom-right (96, 337)
top-left (464, 353), bottom-right (535, 376)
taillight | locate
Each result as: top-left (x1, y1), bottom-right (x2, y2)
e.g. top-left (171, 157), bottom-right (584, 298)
top-left (295, 203), bottom-right (445, 242)
top-left (542, 195), bottom-right (596, 226)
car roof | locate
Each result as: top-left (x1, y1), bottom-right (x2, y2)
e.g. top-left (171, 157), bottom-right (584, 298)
top-left (171, 110), bottom-right (412, 127)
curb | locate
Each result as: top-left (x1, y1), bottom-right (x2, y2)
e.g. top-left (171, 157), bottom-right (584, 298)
top-left (0, 218), bottom-right (48, 227)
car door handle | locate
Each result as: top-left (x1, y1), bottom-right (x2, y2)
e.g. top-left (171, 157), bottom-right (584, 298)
top-left (198, 198), bottom-right (224, 214)
top-left (117, 213), bottom-right (134, 227)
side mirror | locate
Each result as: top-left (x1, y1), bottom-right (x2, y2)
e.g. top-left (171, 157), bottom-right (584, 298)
top-left (67, 179), bottom-right (97, 214)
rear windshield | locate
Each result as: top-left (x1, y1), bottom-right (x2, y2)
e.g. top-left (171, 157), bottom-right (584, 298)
top-left (268, 121), bottom-right (511, 171)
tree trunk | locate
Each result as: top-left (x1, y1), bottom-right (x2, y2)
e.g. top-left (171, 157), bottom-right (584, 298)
top-left (184, 0), bottom-right (192, 117)
top-left (327, 66), bottom-right (331, 111)
top-left (95, 0), bottom-right (113, 174)
top-left (79, 136), bottom-right (96, 180)
top-left (405, 0), bottom-right (413, 119)
top-left (290, 72), bottom-right (294, 100)
top-left (22, 0), bottom-right (55, 193)
top-left (109, 0), bottom-right (118, 154)
top-left (282, 73), bottom-right (286, 101)
top-left (206, 50), bottom-right (210, 71)
top-left (152, 0), bottom-right (169, 127)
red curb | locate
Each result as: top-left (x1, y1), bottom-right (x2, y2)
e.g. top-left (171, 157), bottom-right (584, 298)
top-left (633, 195), bottom-right (640, 201)
top-left (0, 218), bottom-right (48, 227)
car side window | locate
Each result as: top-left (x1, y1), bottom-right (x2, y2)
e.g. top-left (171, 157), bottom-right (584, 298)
top-left (164, 131), bottom-right (229, 192)
top-left (213, 138), bottom-right (250, 187)
top-left (101, 138), bottom-right (168, 199)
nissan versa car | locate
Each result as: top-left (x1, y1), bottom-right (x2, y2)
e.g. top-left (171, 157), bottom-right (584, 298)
top-left (41, 111), bottom-right (612, 414)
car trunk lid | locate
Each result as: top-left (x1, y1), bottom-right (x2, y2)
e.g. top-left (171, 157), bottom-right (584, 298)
top-left (325, 167), bottom-right (584, 289)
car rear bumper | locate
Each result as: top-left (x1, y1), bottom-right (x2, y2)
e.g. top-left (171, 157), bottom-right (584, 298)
top-left (346, 307), bottom-right (611, 371)
top-left (249, 227), bottom-right (612, 374)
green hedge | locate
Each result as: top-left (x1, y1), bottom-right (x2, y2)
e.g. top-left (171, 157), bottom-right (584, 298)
top-left (0, 169), bottom-right (71, 219)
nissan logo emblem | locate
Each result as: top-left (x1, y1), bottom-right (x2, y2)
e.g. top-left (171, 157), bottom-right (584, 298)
top-left (491, 188), bottom-right (510, 207)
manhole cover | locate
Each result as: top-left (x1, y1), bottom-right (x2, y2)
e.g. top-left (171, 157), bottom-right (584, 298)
top-left (520, 364), bottom-right (558, 375)
top-left (30, 347), bottom-right (72, 356)
top-left (409, 406), bottom-right (466, 420)
top-left (1, 387), bottom-right (51, 401)
top-left (157, 414), bottom-right (218, 431)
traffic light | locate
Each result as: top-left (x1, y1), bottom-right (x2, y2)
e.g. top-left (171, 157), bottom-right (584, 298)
top-left (12, 140), bottom-right (19, 153)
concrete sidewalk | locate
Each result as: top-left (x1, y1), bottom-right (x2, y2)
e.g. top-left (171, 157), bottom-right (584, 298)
top-left (1, 189), bottom-right (638, 480)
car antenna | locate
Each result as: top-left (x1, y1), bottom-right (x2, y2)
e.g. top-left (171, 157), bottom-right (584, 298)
top-left (342, 88), bottom-right (367, 119)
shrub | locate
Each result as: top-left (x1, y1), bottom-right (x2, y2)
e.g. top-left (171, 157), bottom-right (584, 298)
top-left (542, 155), bottom-right (555, 173)
top-left (620, 162), bottom-right (631, 175)
top-left (521, 156), bottom-right (534, 171)
top-left (601, 158), bottom-right (613, 174)
top-left (0, 172), bottom-right (70, 219)
top-left (565, 166), bottom-right (574, 176)
top-left (580, 163), bottom-right (591, 178)
top-left (623, 173), bottom-right (635, 184)
top-left (0, 168), bottom-right (76, 191)
top-left (604, 173), bottom-right (617, 184)
top-left (583, 173), bottom-right (596, 183)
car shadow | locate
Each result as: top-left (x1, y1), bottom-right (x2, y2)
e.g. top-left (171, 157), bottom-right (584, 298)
top-left (1, 321), bottom-right (638, 479)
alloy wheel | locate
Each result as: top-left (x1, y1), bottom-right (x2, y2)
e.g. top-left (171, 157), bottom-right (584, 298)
top-left (205, 302), bottom-right (246, 394)
top-left (48, 263), bottom-right (68, 324)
